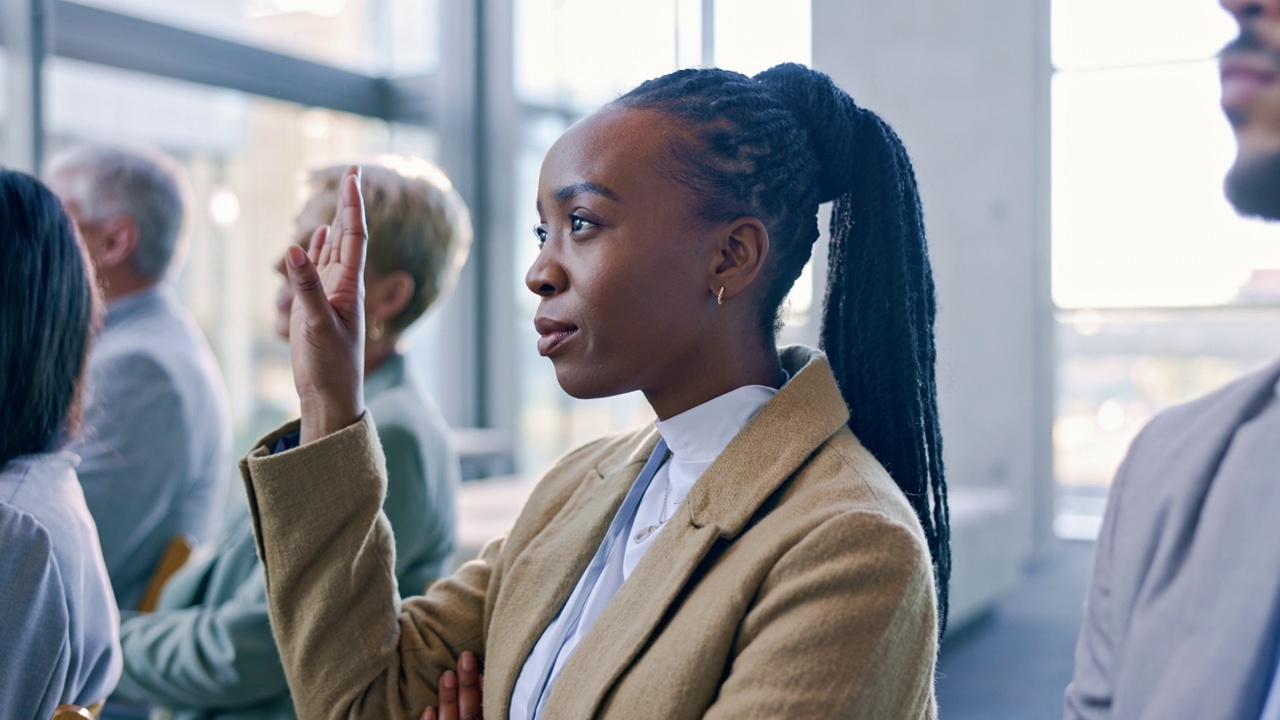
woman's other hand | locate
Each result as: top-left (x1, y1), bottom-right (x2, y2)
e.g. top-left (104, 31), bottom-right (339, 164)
top-left (283, 165), bottom-right (368, 444)
top-left (420, 651), bottom-right (483, 720)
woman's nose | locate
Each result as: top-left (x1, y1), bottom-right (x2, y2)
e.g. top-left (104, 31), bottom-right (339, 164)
top-left (524, 245), bottom-right (567, 298)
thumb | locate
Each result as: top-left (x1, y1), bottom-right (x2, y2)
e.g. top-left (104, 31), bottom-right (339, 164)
top-left (285, 243), bottom-right (331, 321)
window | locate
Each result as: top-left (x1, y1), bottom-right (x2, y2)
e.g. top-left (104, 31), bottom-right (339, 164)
top-left (0, 48), bottom-right (9, 137)
top-left (1051, 0), bottom-right (1280, 538)
top-left (514, 0), bottom-right (679, 110)
top-left (45, 55), bottom-right (439, 453)
top-left (3, 0), bottom-right (444, 461)
top-left (69, 0), bottom-right (438, 74)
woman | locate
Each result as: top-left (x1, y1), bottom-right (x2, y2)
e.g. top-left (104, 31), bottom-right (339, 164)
top-left (108, 160), bottom-right (470, 719)
top-left (246, 63), bottom-right (949, 719)
top-left (0, 169), bottom-right (123, 716)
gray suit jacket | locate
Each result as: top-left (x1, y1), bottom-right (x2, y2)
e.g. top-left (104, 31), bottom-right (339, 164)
top-left (1066, 358), bottom-right (1280, 720)
top-left (75, 287), bottom-right (231, 611)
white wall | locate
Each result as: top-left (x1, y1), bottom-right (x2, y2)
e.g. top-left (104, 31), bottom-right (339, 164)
top-left (812, 0), bottom-right (1055, 627)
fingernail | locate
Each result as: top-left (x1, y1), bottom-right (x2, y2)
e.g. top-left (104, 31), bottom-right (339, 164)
top-left (287, 245), bottom-right (306, 268)
top-left (443, 671), bottom-right (456, 689)
top-left (461, 652), bottom-right (476, 672)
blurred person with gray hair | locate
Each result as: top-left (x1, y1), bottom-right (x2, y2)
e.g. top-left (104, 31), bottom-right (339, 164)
top-left (105, 158), bottom-right (470, 719)
top-left (45, 145), bottom-right (232, 616)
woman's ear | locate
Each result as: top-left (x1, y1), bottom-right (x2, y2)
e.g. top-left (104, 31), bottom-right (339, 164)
top-left (366, 270), bottom-right (416, 322)
top-left (708, 217), bottom-right (770, 303)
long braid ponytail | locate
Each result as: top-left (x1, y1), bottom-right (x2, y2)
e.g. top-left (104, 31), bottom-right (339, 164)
top-left (618, 63), bottom-right (950, 633)
top-left (758, 65), bottom-right (949, 633)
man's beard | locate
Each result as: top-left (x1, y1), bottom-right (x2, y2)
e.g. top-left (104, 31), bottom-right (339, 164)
top-left (1220, 27), bottom-right (1280, 220)
top-left (1225, 152), bottom-right (1280, 220)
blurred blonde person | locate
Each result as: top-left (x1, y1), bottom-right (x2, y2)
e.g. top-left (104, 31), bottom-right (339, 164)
top-left (278, 160), bottom-right (469, 591)
top-left (108, 159), bottom-right (470, 720)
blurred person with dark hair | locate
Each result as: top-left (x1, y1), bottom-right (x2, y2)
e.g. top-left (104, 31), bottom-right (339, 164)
top-left (0, 168), bottom-right (122, 716)
top-left (106, 159), bottom-right (469, 720)
top-left (45, 145), bottom-right (232, 613)
top-left (1065, 2), bottom-right (1280, 718)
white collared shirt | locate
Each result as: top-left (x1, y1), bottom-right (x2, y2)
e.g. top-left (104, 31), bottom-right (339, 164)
top-left (509, 383), bottom-right (779, 720)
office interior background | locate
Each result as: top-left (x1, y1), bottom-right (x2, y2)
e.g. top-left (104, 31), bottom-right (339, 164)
top-left (3, 0), bottom-right (1277, 715)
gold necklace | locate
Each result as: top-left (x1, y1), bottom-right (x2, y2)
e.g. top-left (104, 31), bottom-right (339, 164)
top-left (632, 474), bottom-right (672, 544)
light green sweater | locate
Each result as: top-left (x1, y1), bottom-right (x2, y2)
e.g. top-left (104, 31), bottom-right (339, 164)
top-left (111, 354), bottom-right (459, 719)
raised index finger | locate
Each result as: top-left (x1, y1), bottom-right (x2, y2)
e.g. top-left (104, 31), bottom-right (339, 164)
top-left (336, 165), bottom-right (367, 273)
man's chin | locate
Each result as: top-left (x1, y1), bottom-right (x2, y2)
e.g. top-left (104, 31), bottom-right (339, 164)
top-left (1226, 152), bottom-right (1280, 220)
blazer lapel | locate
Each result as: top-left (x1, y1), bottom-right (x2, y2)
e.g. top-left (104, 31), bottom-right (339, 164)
top-left (545, 512), bottom-right (722, 717)
top-left (487, 437), bottom-right (658, 720)
top-left (1141, 360), bottom-right (1280, 718)
top-left (542, 346), bottom-right (852, 717)
top-left (685, 346), bottom-right (851, 537)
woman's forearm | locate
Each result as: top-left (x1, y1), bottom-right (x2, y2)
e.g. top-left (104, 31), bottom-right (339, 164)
top-left (242, 414), bottom-right (489, 718)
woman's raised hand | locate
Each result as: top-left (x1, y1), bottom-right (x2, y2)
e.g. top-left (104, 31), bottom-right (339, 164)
top-left (283, 165), bottom-right (368, 445)
top-left (420, 651), bottom-right (483, 720)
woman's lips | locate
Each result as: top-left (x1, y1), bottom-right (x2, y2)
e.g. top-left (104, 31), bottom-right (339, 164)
top-left (537, 328), bottom-right (578, 356)
top-left (533, 316), bottom-right (580, 356)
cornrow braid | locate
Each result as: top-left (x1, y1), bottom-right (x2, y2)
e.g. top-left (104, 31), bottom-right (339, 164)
top-left (617, 63), bottom-right (951, 634)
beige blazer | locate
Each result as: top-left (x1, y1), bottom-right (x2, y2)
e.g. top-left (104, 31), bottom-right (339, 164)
top-left (241, 346), bottom-right (939, 719)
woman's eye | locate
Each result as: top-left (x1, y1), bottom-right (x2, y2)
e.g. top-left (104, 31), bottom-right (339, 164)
top-left (533, 224), bottom-right (548, 246)
top-left (570, 214), bottom-right (597, 233)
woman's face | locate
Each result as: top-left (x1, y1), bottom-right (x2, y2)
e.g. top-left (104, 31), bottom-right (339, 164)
top-left (527, 106), bottom-right (723, 400)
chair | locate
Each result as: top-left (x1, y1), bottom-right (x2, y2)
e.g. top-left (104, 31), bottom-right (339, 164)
top-left (136, 535), bottom-right (194, 613)
top-left (52, 701), bottom-right (103, 719)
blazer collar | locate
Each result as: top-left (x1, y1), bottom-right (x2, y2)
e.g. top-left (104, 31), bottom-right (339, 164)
top-left (489, 346), bottom-right (849, 718)
top-left (541, 345), bottom-right (850, 717)
top-left (488, 446), bottom-right (654, 720)
top-left (683, 345), bottom-right (849, 538)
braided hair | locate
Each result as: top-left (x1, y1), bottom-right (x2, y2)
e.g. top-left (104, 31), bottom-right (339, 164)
top-left (616, 63), bottom-right (951, 633)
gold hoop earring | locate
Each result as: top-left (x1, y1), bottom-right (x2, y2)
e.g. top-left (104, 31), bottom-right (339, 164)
top-left (716, 286), bottom-right (725, 306)
top-left (368, 318), bottom-right (383, 342)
